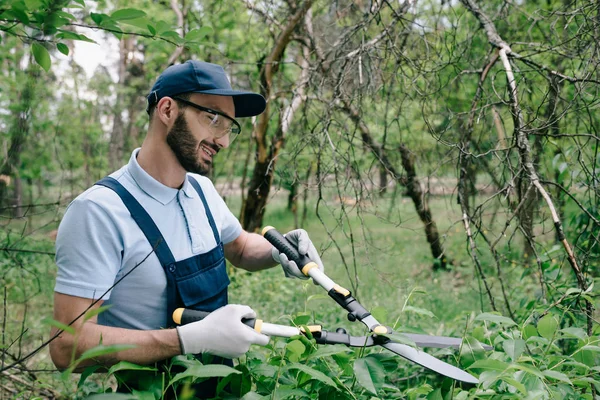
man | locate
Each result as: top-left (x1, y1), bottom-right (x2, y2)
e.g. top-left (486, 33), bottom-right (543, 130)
top-left (50, 61), bottom-right (324, 383)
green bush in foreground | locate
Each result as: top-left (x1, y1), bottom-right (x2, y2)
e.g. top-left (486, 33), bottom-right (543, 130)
top-left (61, 302), bottom-right (599, 400)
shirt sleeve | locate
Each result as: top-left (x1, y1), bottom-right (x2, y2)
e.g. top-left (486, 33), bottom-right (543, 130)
top-left (54, 194), bottom-right (123, 300)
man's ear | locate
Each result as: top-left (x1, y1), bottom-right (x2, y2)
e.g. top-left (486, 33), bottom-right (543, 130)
top-left (156, 97), bottom-right (179, 127)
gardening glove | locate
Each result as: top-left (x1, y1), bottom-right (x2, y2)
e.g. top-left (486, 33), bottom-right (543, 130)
top-left (271, 229), bottom-right (324, 280)
top-left (176, 304), bottom-right (269, 359)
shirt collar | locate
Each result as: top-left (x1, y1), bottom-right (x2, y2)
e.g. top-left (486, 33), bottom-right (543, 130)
top-left (126, 148), bottom-right (194, 205)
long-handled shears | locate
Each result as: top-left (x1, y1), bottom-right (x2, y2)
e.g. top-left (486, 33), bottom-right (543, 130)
top-left (173, 226), bottom-right (486, 384)
top-left (261, 226), bottom-right (482, 384)
top-left (173, 308), bottom-right (477, 350)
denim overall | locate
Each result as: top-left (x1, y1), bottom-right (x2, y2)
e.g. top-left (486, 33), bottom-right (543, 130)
top-left (96, 175), bottom-right (232, 397)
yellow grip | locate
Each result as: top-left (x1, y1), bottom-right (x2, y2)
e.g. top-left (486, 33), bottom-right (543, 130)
top-left (301, 262), bottom-right (319, 276)
top-left (300, 325), bottom-right (322, 334)
top-left (373, 325), bottom-right (389, 334)
top-left (254, 319), bottom-right (263, 333)
top-left (261, 226), bottom-right (275, 236)
top-left (333, 284), bottom-right (350, 296)
top-left (172, 308), bottom-right (184, 325)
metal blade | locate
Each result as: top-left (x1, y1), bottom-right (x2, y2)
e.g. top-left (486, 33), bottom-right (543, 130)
top-left (404, 334), bottom-right (493, 351)
top-left (381, 342), bottom-right (479, 384)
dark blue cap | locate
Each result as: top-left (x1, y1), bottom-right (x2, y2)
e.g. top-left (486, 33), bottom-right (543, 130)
top-left (146, 60), bottom-right (266, 118)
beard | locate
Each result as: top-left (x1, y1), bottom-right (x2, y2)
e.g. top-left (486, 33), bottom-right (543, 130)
top-left (166, 113), bottom-right (214, 175)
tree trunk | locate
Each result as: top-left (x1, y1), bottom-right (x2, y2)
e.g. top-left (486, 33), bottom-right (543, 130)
top-left (240, 5), bottom-right (313, 230)
top-left (108, 38), bottom-right (134, 170)
top-left (301, 162), bottom-right (312, 229)
top-left (241, 146), bottom-right (278, 232)
top-left (379, 165), bottom-right (388, 196)
top-left (13, 172), bottom-right (23, 219)
top-left (399, 144), bottom-right (447, 269)
top-left (2, 51), bottom-right (37, 217)
top-left (288, 181), bottom-right (298, 228)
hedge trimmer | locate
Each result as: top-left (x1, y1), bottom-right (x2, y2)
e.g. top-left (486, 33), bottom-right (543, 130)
top-left (173, 226), bottom-right (488, 384)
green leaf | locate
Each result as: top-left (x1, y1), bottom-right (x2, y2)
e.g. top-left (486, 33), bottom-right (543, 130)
top-left (169, 365), bottom-right (240, 386)
top-left (426, 388), bottom-right (443, 400)
top-left (147, 24), bottom-right (156, 35)
top-left (502, 339), bottom-right (525, 361)
top-left (581, 345), bottom-right (600, 352)
top-left (71, 0), bottom-right (85, 7)
top-left (509, 363), bottom-right (545, 379)
top-left (459, 336), bottom-right (486, 368)
top-left (56, 30), bottom-right (95, 43)
top-left (273, 388), bottom-right (308, 400)
top-left (474, 312), bottom-right (516, 326)
top-left (111, 8), bottom-right (146, 21)
top-left (155, 20), bottom-right (172, 34)
top-left (78, 344), bottom-right (136, 362)
top-left (307, 345), bottom-right (350, 360)
top-left (131, 390), bottom-right (156, 400)
top-left (353, 356), bottom-right (386, 395)
top-left (382, 332), bottom-right (417, 348)
top-left (184, 26), bottom-right (212, 42)
top-left (543, 369), bottom-right (572, 385)
top-left (10, 7), bottom-right (29, 25)
top-left (523, 324), bottom-right (538, 339)
top-left (78, 365), bottom-right (101, 387)
top-left (90, 12), bottom-right (106, 25)
top-left (169, 354), bottom-right (201, 370)
top-left (42, 317), bottom-right (75, 335)
top-left (56, 43), bottom-right (69, 56)
top-left (293, 314), bottom-right (311, 326)
top-left (403, 305), bottom-right (435, 318)
top-left (119, 17), bottom-right (151, 30)
top-left (31, 42), bottom-right (51, 72)
top-left (240, 392), bottom-right (265, 400)
top-left (86, 394), bottom-right (137, 399)
top-left (467, 359), bottom-right (510, 371)
top-left (53, 11), bottom-right (75, 21)
top-left (107, 360), bottom-right (157, 376)
top-left (561, 327), bottom-right (587, 341)
top-left (537, 314), bottom-right (558, 340)
top-left (25, 0), bottom-right (44, 10)
top-left (83, 305), bottom-right (112, 322)
top-left (500, 376), bottom-right (528, 395)
top-left (160, 30), bottom-right (184, 44)
top-left (283, 363), bottom-right (336, 388)
top-left (285, 339), bottom-right (305, 362)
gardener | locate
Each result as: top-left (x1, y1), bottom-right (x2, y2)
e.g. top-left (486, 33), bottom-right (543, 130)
top-left (49, 60), bottom-right (324, 390)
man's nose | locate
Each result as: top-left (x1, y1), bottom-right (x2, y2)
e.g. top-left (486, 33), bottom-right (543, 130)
top-left (215, 134), bottom-right (230, 149)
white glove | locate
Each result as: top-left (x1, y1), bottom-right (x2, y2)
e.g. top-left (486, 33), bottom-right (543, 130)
top-left (271, 229), bottom-right (325, 279)
top-left (176, 304), bottom-right (269, 359)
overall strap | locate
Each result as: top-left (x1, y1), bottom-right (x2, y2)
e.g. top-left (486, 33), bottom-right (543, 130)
top-left (187, 176), bottom-right (221, 244)
top-left (95, 177), bottom-right (177, 267)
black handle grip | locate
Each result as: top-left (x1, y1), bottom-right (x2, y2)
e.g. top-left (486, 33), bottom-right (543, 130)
top-left (262, 226), bottom-right (312, 270)
top-left (173, 308), bottom-right (255, 329)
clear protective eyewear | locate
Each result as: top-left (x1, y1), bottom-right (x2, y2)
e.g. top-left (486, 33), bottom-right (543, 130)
top-left (173, 97), bottom-right (241, 144)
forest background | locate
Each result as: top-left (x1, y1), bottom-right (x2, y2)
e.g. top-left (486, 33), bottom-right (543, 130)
top-left (0, 0), bottom-right (599, 398)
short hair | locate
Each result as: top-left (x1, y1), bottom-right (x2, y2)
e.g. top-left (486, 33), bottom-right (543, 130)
top-left (147, 92), bottom-right (193, 124)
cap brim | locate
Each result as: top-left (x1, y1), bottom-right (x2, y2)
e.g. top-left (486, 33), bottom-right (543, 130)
top-left (193, 89), bottom-right (266, 118)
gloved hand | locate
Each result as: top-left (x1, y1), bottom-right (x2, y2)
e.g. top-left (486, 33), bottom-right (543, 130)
top-left (176, 304), bottom-right (269, 359)
top-left (271, 229), bottom-right (324, 279)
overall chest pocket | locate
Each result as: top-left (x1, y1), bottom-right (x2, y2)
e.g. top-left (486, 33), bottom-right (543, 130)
top-left (175, 253), bottom-right (230, 311)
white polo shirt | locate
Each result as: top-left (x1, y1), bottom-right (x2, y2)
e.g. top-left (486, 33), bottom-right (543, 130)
top-left (54, 148), bottom-right (242, 329)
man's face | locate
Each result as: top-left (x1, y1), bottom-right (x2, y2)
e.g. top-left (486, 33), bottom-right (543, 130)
top-left (166, 94), bottom-right (235, 175)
